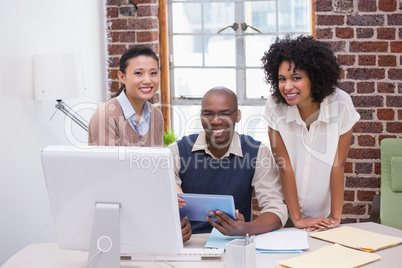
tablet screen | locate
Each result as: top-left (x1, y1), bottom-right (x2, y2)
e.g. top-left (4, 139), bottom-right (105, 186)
top-left (178, 193), bottom-right (236, 222)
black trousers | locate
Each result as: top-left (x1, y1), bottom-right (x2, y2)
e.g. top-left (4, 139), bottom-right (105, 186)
top-left (284, 217), bottom-right (294, 228)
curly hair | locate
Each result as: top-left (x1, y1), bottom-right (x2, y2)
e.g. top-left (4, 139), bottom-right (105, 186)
top-left (261, 35), bottom-right (341, 104)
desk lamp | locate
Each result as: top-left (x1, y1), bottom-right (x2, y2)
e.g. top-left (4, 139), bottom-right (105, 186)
top-left (33, 52), bottom-right (88, 131)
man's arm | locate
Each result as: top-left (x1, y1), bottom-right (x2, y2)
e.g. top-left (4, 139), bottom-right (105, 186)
top-left (252, 141), bottom-right (288, 228)
top-left (207, 142), bottom-right (287, 235)
top-left (168, 142), bottom-right (183, 187)
top-left (207, 209), bottom-right (282, 236)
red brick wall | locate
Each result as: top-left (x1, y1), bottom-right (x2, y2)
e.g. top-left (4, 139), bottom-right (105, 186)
top-left (105, 0), bottom-right (402, 223)
top-left (106, 0), bottom-right (159, 101)
top-left (315, 0), bottom-right (402, 223)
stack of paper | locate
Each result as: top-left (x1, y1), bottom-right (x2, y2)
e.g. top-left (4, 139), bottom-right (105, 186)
top-left (276, 244), bottom-right (381, 268)
top-left (310, 226), bottom-right (402, 252)
top-left (205, 228), bottom-right (309, 253)
top-left (254, 229), bottom-right (309, 253)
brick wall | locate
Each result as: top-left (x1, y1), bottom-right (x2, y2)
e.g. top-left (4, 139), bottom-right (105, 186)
top-left (105, 0), bottom-right (402, 223)
top-left (106, 0), bottom-right (159, 102)
top-left (315, 0), bottom-right (402, 223)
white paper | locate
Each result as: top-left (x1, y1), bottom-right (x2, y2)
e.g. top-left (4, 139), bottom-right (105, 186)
top-left (254, 229), bottom-right (309, 251)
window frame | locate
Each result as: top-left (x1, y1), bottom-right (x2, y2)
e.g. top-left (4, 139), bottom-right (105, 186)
top-left (160, 0), bottom-right (315, 129)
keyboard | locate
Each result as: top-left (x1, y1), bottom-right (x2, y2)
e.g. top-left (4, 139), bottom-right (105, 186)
top-left (130, 247), bottom-right (224, 262)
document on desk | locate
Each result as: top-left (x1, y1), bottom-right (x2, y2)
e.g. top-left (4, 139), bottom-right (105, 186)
top-left (254, 229), bottom-right (309, 253)
top-left (276, 244), bottom-right (381, 268)
top-left (205, 228), bottom-right (309, 253)
top-left (205, 228), bottom-right (244, 249)
top-left (310, 226), bottom-right (402, 252)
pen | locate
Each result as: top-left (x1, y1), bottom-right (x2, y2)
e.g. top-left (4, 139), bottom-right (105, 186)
top-left (246, 233), bottom-right (249, 245)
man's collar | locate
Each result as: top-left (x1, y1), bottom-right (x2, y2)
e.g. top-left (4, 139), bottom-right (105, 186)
top-left (191, 131), bottom-right (243, 159)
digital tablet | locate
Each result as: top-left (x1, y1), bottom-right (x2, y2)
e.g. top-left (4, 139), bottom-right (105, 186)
top-left (178, 193), bottom-right (236, 222)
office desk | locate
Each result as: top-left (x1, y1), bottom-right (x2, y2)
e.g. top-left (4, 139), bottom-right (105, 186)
top-left (2, 222), bottom-right (402, 268)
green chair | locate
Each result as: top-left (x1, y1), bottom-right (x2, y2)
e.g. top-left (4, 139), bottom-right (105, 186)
top-left (380, 138), bottom-right (402, 230)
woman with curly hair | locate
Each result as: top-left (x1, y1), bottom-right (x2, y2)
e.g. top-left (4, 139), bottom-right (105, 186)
top-left (261, 35), bottom-right (360, 231)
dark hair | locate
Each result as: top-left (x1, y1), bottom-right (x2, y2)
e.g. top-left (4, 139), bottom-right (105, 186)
top-left (114, 45), bottom-right (159, 97)
top-left (261, 35), bottom-right (341, 104)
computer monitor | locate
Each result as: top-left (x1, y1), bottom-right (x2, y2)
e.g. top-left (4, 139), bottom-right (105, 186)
top-left (41, 145), bottom-right (183, 268)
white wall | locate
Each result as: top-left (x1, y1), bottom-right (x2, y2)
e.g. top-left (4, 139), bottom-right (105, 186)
top-left (0, 0), bottom-right (107, 264)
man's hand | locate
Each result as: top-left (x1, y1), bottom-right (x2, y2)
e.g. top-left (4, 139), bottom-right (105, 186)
top-left (181, 216), bottom-right (192, 243)
top-left (206, 209), bottom-right (246, 236)
top-left (177, 195), bottom-right (186, 208)
top-left (176, 185), bottom-right (186, 208)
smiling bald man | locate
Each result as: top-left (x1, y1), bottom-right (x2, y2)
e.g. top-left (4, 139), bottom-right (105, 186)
top-left (169, 86), bottom-right (287, 237)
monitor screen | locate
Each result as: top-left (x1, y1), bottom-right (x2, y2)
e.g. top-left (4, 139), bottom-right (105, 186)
top-left (41, 145), bottom-right (183, 266)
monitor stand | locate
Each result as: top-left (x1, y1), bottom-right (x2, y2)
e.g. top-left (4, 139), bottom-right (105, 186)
top-left (87, 203), bottom-right (120, 268)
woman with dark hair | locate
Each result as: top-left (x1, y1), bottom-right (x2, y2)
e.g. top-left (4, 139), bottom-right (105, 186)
top-left (262, 35), bottom-right (360, 232)
top-left (88, 45), bottom-right (192, 242)
top-left (88, 45), bottom-right (163, 147)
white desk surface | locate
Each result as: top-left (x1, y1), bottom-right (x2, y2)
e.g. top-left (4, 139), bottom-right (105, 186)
top-left (2, 222), bottom-right (402, 268)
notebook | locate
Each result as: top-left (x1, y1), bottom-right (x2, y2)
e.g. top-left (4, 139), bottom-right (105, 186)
top-left (276, 244), bottom-right (381, 268)
top-left (310, 226), bottom-right (402, 252)
top-left (178, 193), bottom-right (236, 222)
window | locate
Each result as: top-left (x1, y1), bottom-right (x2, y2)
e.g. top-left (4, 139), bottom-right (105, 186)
top-left (168, 0), bottom-right (311, 143)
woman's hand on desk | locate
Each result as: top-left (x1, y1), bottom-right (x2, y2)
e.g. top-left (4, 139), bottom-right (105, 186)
top-left (298, 217), bottom-right (339, 232)
top-left (181, 216), bottom-right (192, 243)
top-left (304, 216), bottom-right (340, 232)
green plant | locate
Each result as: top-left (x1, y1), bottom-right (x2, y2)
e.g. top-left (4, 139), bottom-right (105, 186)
top-left (163, 128), bottom-right (177, 147)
